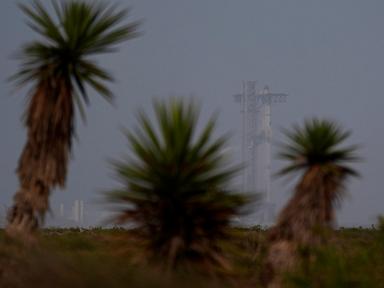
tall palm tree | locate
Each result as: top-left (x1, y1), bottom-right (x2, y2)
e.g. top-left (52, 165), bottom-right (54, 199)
top-left (7, 0), bottom-right (139, 238)
top-left (107, 98), bottom-right (246, 271)
top-left (263, 119), bottom-right (359, 287)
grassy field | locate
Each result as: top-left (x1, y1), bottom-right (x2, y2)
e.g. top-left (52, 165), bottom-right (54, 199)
top-left (0, 227), bottom-right (383, 288)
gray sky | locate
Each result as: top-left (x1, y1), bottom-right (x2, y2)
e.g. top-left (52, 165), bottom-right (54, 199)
top-left (1, 0), bottom-right (383, 226)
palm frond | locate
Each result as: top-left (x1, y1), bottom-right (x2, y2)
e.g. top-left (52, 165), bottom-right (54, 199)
top-left (106, 98), bottom-right (246, 270)
top-left (277, 119), bottom-right (359, 176)
top-left (11, 0), bottom-right (139, 111)
top-left (18, 1), bottom-right (65, 45)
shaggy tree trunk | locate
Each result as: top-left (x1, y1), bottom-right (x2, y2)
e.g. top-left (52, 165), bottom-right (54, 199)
top-left (6, 189), bottom-right (40, 241)
top-left (7, 180), bottom-right (51, 240)
top-left (6, 78), bottom-right (73, 239)
top-left (262, 167), bottom-right (344, 287)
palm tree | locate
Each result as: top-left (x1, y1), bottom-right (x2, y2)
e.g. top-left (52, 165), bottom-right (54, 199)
top-left (7, 0), bottom-right (139, 238)
top-left (263, 119), bottom-right (359, 287)
top-left (107, 98), bottom-right (246, 271)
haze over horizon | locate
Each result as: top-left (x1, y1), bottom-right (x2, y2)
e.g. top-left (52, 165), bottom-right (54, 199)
top-left (1, 0), bottom-right (383, 227)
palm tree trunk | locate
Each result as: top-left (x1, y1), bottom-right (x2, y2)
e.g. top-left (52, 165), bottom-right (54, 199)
top-left (262, 167), bottom-right (341, 287)
top-left (6, 186), bottom-right (43, 240)
top-left (6, 78), bottom-right (73, 239)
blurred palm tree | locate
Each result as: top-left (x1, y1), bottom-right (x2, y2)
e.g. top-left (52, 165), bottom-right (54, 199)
top-left (7, 0), bottom-right (139, 238)
top-left (107, 98), bottom-right (246, 271)
top-left (263, 119), bottom-right (359, 287)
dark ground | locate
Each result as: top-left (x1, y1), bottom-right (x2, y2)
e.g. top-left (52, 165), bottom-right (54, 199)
top-left (0, 227), bottom-right (383, 288)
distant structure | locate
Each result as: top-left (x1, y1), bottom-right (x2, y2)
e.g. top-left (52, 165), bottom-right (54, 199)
top-left (234, 81), bottom-right (287, 226)
top-left (59, 203), bottom-right (64, 218)
top-left (47, 200), bottom-right (85, 227)
top-left (71, 200), bottom-right (84, 224)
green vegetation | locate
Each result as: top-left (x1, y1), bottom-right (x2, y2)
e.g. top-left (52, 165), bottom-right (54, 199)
top-left (106, 98), bottom-right (247, 271)
top-left (286, 227), bottom-right (384, 287)
top-left (0, 227), bottom-right (383, 287)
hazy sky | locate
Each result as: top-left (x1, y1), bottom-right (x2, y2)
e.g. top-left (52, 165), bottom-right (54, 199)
top-left (1, 0), bottom-right (383, 226)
